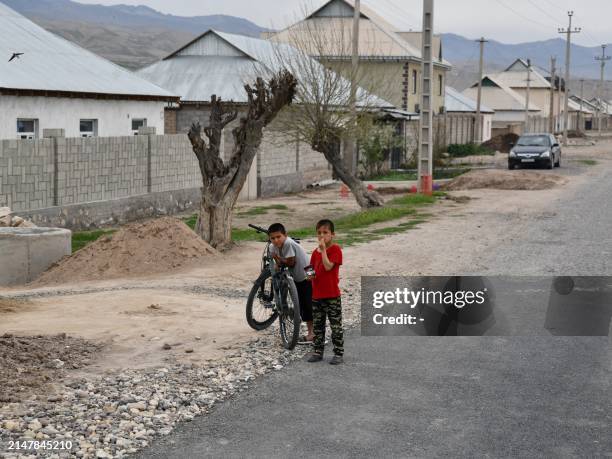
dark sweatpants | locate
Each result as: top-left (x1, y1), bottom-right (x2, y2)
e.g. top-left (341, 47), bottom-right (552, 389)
top-left (295, 279), bottom-right (313, 322)
top-left (312, 296), bottom-right (344, 356)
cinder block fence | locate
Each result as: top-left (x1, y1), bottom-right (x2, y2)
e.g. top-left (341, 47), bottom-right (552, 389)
top-left (0, 128), bottom-right (330, 230)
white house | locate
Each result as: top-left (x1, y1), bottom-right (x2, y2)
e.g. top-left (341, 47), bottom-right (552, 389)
top-left (462, 74), bottom-right (540, 133)
top-left (0, 1), bottom-right (178, 140)
top-left (137, 29), bottom-right (396, 197)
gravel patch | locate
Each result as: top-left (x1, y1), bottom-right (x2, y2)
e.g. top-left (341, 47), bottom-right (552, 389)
top-left (0, 281), bottom-right (360, 459)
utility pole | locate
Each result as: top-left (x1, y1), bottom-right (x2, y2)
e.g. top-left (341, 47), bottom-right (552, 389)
top-left (418, 0), bottom-right (434, 195)
top-left (346, 0), bottom-right (361, 174)
top-left (549, 57), bottom-right (556, 133)
top-left (595, 44), bottom-right (610, 136)
top-left (524, 59), bottom-right (532, 134)
top-left (475, 37), bottom-right (487, 143)
top-left (579, 78), bottom-right (585, 133)
top-left (558, 11), bottom-right (580, 144)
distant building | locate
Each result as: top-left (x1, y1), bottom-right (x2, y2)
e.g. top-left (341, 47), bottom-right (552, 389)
top-left (0, 1), bottom-right (178, 140)
top-left (445, 86), bottom-right (494, 142)
top-left (264, 0), bottom-right (452, 115)
top-left (138, 30), bottom-right (346, 196)
top-left (462, 74), bottom-right (540, 135)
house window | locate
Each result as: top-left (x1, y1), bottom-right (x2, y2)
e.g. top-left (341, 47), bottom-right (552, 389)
top-left (17, 119), bottom-right (38, 139)
top-left (439, 75), bottom-right (444, 96)
top-left (412, 70), bottom-right (418, 95)
top-left (80, 119), bottom-right (98, 137)
top-left (131, 118), bottom-right (147, 135)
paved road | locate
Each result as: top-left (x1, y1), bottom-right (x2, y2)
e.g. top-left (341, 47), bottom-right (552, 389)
top-left (470, 160), bottom-right (612, 277)
top-left (138, 160), bottom-right (612, 458)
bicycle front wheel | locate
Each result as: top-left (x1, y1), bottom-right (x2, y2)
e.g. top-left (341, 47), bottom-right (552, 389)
top-left (278, 278), bottom-right (301, 349)
top-left (246, 270), bottom-right (278, 330)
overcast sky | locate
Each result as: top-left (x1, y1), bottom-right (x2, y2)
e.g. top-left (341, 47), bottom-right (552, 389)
top-left (75, 0), bottom-right (611, 47)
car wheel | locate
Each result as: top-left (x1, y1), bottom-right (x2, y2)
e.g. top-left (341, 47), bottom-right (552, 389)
top-left (508, 162), bottom-right (515, 170)
top-left (547, 156), bottom-right (554, 169)
top-left (555, 154), bottom-right (561, 167)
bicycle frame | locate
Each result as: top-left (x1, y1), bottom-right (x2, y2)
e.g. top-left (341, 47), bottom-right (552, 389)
top-left (261, 239), bottom-right (294, 315)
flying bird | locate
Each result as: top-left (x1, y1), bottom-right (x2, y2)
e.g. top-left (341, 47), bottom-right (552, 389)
top-left (8, 52), bottom-right (23, 62)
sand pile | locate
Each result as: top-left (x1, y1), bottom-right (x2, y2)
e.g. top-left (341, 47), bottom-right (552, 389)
top-left (481, 133), bottom-right (520, 153)
top-left (442, 169), bottom-right (567, 191)
top-left (36, 217), bottom-right (219, 285)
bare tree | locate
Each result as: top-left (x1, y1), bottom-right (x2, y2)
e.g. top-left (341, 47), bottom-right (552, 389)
top-left (187, 70), bottom-right (297, 249)
top-left (265, 9), bottom-right (401, 208)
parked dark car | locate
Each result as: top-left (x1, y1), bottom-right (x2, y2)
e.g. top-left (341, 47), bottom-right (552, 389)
top-left (508, 133), bottom-right (561, 170)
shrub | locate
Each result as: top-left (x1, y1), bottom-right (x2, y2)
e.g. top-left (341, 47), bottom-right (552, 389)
top-left (447, 143), bottom-right (494, 157)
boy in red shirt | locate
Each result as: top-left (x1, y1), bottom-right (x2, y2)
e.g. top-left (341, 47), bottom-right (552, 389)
top-left (306, 219), bottom-right (344, 365)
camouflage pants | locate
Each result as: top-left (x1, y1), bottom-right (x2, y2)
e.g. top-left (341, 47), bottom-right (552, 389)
top-left (312, 296), bottom-right (344, 356)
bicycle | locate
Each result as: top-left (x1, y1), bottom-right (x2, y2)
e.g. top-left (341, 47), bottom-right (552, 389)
top-left (245, 224), bottom-right (302, 349)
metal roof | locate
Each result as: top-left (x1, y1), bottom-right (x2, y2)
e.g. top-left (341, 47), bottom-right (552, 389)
top-left (138, 30), bottom-right (393, 108)
top-left (463, 76), bottom-right (540, 112)
top-left (567, 98), bottom-right (595, 114)
top-left (488, 70), bottom-right (551, 90)
top-left (266, 0), bottom-right (451, 67)
top-left (445, 86), bottom-right (493, 113)
top-left (0, 1), bottom-right (177, 100)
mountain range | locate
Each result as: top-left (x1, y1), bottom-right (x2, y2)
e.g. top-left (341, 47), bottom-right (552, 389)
top-left (2, 0), bottom-right (609, 97)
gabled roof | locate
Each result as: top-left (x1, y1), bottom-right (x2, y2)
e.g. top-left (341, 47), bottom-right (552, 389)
top-left (266, 0), bottom-right (451, 67)
top-left (567, 97), bottom-right (595, 114)
top-left (571, 95), bottom-right (598, 112)
top-left (505, 58), bottom-right (529, 72)
top-left (0, 1), bottom-right (177, 100)
top-left (589, 97), bottom-right (612, 115)
top-left (137, 29), bottom-right (393, 108)
top-left (463, 75), bottom-right (540, 112)
top-left (490, 69), bottom-right (551, 89)
top-left (445, 86), bottom-right (493, 113)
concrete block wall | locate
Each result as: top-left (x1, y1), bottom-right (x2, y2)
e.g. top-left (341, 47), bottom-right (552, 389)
top-left (150, 134), bottom-right (202, 193)
top-left (296, 141), bottom-right (331, 184)
top-left (1, 107), bottom-right (335, 226)
top-left (57, 136), bottom-right (148, 206)
top-left (0, 138), bottom-right (54, 211)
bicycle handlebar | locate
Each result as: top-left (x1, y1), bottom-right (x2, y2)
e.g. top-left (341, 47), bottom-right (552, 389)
top-left (248, 223), bottom-right (269, 234)
top-left (248, 224), bottom-right (301, 244)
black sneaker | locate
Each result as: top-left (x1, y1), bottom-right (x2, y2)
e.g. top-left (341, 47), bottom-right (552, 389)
top-left (329, 355), bottom-right (344, 365)
top-left (307, 352), bottom-right (323, 362)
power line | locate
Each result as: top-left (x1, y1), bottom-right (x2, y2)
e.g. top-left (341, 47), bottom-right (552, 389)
top-left (526, 0), bottom-right (566, 23)
top-left (378, 0), bottom-right (421, 29)
top-left (493, 0), bottom-right (551, 28)
top-left (362, 0), bottom-right (415, 31)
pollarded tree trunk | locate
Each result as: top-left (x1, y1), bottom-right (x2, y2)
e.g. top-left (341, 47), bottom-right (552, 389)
top-left (187, 71), bottom-right (297, 249)
top-left (313, 135), bottom-right (383, 208)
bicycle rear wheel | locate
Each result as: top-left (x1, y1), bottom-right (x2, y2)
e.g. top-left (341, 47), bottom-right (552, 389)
top-left (246, 271), bottom-right (278, 330)
top-left (278, 278), bottom-right (301, 349)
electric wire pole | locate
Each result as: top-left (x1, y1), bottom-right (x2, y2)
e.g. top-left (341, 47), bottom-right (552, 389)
top-left (475, 37), bottom-right (487, 143)
top-left (579, 78), bottom-right (585, 133)
top-left (525, 59), bottom-right (532, 133)
top-left (558, 11), bottom-right (580, 144)
top-left (549, 57), bottom-right (556, 133)
top-left (418, 0), bottom-right (434, 195)
top-left (346, 0), bottom-right (361, 174)
top-left (595, 44), bottom-right (610, 136)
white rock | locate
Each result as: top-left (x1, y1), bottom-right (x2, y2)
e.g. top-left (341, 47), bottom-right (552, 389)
top-left (127, 401), bottom-right (146, 411)
top-left (96, 450), bottom-right (110, 458)
top-left (10, 216), bottom-right (24, 227)
top-left (50, 359), bottom-right (64, 369)
top-left (3, 420), bottom-right (20, 431)
top-left (18, 219), bottom-right (37, 228)
top-left (27, 419), bottom-right (42, 432)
